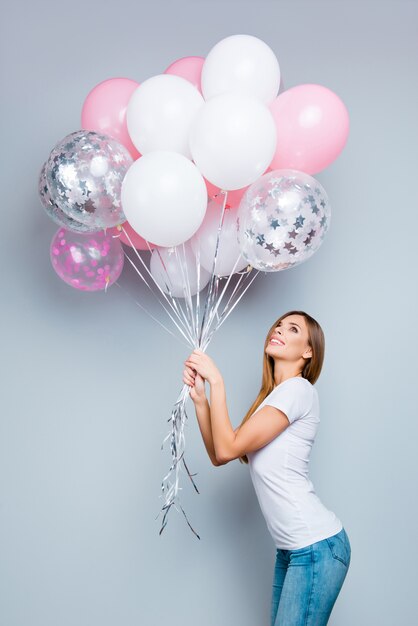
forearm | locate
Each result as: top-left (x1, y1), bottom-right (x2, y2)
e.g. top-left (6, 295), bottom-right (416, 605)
top-left (193, 397), bottom-right (219, 466)
top-left (209, 378), bottom-right (235, 462)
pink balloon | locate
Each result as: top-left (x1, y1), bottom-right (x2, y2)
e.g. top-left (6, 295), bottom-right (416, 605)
top-left (50, 228), bottom-right (124, 291)
top-left (204, 178), bottom-right (249, 209)
top-left (164, 56), bottom-right (205, 94)
top-left (81, 78), bottom-right (141, 160)
top-left (269, 84), bottom-right (349, 175)
top-left (204, 168), bottom-right (273, 209)
top-left (109, 221), bottom-right (157, 251)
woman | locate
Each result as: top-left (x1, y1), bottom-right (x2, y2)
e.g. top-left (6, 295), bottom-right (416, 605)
top-left (183, 309), bottom-right (351, 626)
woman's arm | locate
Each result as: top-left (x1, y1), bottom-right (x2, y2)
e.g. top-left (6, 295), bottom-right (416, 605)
top-left (210, 378), bottom-right (290, 463)
top-left (183, 362), bottom-right (221, 467)
top-left (185, 349), bottom-right (290, 464)
top-left (209, 378), bottom-right (237, 463)
top-left (193, 397), bottom-right (222, 467)
top-left (184, 351), bottom-right (238, 464)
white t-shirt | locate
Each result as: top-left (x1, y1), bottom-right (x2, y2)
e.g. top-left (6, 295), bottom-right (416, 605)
top-left (247, 376), bottom-right (343, 550)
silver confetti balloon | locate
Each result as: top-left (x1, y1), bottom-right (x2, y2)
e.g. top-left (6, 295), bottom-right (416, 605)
top-left (237, 169), bottom-right (331, 272)
top-left (38, 162), bottom-right (99, 233)
top-left (45, 130), bottom-right (133, 229)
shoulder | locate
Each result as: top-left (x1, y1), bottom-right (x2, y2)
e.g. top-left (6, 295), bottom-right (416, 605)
top-left (263, 377), bottom-right (316, 424)
top-left (274, 376), bottom-right (314, 392)
top-left (293, 376), bottom-right (317, 400)
top-left (270, 377), bottom-right (316, 406)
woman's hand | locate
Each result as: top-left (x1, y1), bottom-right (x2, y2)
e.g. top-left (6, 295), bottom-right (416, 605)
top-left (184, 348), bottom-right (223, 387)
top-left (183, 363), bottom-right (206, 404)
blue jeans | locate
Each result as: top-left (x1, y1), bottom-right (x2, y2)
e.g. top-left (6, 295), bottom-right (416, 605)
top-left (271, 527), bottom-right (351, 626)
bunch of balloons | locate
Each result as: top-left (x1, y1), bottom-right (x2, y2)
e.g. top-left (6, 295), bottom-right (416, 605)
top-left (39, 33), bottom-right (349, 294)
top-left (38, 33), bottom-right (349, 539)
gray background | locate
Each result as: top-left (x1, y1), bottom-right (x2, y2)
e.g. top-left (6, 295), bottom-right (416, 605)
top-left (1, 1), bottom-right (417, 624)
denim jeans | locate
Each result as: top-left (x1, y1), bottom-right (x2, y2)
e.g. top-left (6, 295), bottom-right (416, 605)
top-left (270, 527), bottom-right (351, 626)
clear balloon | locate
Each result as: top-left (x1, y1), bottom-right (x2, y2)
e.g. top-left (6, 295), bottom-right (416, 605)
top-left (50, 227), bottom-right (124, 291)
top-left (126, 74), bottom-right (204, 158)
top-left (121, 151), bottom-right (208, 248)
top-left (150, 240), bottom-right (211, 297)
top-left (201, 34), bottom-right (281, 104)
top-left (38, 162), bottom-right (99, 233)
top-left (46, 130), bottom-right (133, 229)
top-left (190, 200), bottom-right (248, 277)
top-left (189, 93), bottom-right (277, 190)
top-left (237, 170), bottom-right (331, 272)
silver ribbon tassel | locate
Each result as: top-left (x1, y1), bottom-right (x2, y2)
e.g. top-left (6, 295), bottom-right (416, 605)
top-left (113, 191), bottom-right (260, 539)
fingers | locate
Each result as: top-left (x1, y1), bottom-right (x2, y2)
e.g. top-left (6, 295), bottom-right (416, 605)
top-left (183, 367), bottom-right (195, 387)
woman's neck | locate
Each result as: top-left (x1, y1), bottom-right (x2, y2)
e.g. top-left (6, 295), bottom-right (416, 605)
top-left (273, 366), bottom-right (303, 387)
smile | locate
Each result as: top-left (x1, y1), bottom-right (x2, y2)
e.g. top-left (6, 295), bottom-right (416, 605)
top-left (269, 338), bottom-right (285, 346)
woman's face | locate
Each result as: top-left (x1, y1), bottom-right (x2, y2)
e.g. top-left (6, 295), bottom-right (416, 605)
top-left (265, 314), bottom-right (312, 363)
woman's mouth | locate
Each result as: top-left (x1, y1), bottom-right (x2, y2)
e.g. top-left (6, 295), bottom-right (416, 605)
top-left (269, 337), bottom-right (285, 346)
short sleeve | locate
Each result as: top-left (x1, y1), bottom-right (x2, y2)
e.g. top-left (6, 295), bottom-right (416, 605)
top-left (264, 378), bottom-right (314, 424)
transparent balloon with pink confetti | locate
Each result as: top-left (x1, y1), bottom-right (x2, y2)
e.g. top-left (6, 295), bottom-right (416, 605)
top-left (50, 228), bottom-right (124, 292)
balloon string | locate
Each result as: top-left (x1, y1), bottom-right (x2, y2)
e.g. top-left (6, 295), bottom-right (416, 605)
top-left (157, 193), bottom-right (233, 539)
top-left (141, 235), bottom-right (194, 337)
top-left (173, 243), bottom-right (198, 345)
top-left (200, 252), bottom-right (248, 349)
top-left (120, 226), bottom-right (192, 338)
top-left (195, 244), bottom-right (201, 342)
top-left (138, 233), bottom-right (196, 335)
top-left (122, 229), bottom-right (194, 344)
top-left (152, 245), bottom-right (197, 341)
top-left (181, 240), bottom-right (198, 342)
top-left (156, 383), bottom-right (201, 540)
top-left (123, 251), bottom-right (194, 347)
top-left (204, 268), bottom-right (261, 345)
top-left (202, 260), bottom-right (251, 349)
top-left (120, 226), bottom-right (195, 345)
top-left (205, 269), bottom-right (257, 346)
top-left (118, 229), bottom-right (202, 537)
top-left (113, 281), bottom-right (191, 349)
top-left (117, 202), bottom-right (258, 541)
top-left (198, 190), bottom-right (228, 346)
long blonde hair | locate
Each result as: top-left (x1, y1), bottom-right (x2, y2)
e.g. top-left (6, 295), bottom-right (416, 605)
top-left (238, 310), bottom-right (325, 465)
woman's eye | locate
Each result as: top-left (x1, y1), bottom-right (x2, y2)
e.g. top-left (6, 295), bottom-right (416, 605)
top-left (291, 327), bottom-right (297, 332)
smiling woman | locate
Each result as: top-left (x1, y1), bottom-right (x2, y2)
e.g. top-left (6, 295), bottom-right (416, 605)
top-left (183, 309), bottom-right (351, 626)
top-left (237, 309), bottom-right (321, 466)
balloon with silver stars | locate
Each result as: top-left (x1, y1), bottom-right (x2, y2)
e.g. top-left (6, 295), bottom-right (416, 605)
top-left (45, 130), bottom-right (133, 230)
top-left (236, 169), bottom-right (331, 272)
top-left (38, 162), bottom-right (99, 233)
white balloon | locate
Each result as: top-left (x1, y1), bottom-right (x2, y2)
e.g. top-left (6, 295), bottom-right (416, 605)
top-left (190, 200), bottom-right (249, 277)
top-left (201, 34), bottom-right (281, 104)
top-left (121, 151), bottom-right (208, 247)
top-left (150, 240), bottom-right (211, 298)
top-left (127, 74), bottom-right (205, 158)
top-left (189, 93), bottom-right (277, 190)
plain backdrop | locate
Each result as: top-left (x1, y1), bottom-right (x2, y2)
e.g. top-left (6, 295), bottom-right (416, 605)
top-left (1, 1), bottom-right (417, 625)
